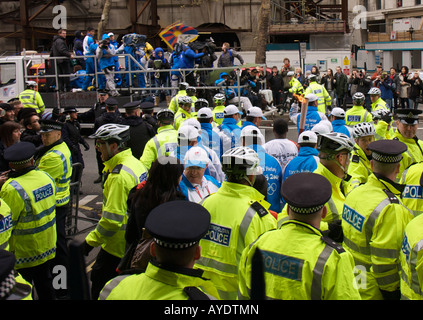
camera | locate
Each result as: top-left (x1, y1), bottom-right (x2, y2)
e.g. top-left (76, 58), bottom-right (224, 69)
top-left (100, 39), bottom-right (110, 49)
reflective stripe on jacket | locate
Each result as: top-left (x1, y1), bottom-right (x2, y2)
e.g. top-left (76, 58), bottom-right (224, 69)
top-left (0, 169), bottom-right (57, 269)
top-left (238, 220), bottom-right (361, 300)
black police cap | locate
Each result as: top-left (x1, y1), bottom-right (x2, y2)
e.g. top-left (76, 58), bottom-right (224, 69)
top-left (63, 107), bottom-right (78, 113)
top-left (395, 108), bottom-right (422, 125)
top-left (4, 142), bottom-right (36, 165)
top-left (105, 97), bottom-right (118, 106)
top-left (123, 101), bottom-right (140, 110)
top-left (368, 139), bottom-right (407, 163)
top-left (39, 119), bottom-right (63, 132)
top-left (281, 172), bottom-right (332, 215)
top-left (139, 101), bottom-right (154, 111)
top-left (145, 201), bottom-right (211, 249)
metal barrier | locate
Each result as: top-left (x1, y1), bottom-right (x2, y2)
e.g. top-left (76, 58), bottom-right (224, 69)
top-left (22, 53), bottom-right (268, 110)
top-left (66, 162), bottom-right (98, 236)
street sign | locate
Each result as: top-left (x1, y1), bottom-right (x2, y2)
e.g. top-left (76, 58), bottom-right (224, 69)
top-left (300, 42), bottom-right (307, 59)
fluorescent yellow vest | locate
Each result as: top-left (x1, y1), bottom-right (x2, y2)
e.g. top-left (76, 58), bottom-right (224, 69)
top-left (238, 220), bottom-right (361, 300)
top-left (342, 174), bottom-right (413, 300)
top-left (86, 149), bottom-right (148, 258)
top-left (0, 169), bottom-right (57, 269)
top-left (139, 125), bottom-right (178, 170)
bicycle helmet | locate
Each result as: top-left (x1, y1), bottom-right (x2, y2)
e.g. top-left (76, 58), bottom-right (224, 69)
top-left (89, 123), bottom-right (130, 142)
top-left (368, 87), bottom-right (381, 95)
top-left (213, 93), bottom-right (226, 105)
top-left (352, 122), bottom-right (376, 138)
top-left (186, 87), bottom-right (196, 96)
top-left (157, 108), bottom-right (174, 121)
top-left (317, 132), bottom-right (354, 154)
top-left (221, 147), bottom-right (261, 178)
top-left (371, 108), bottom-right (390, 121)
top-left (178, 95), bottom-right (193, 105)
top-left (179, 82), bottom-right (189, 91)
top-left (26, 81), bottom-right (37, 88)
top-left (194, 98), bottom-right (209, 110)
top-left (352, 92), bottom-right (365, 106)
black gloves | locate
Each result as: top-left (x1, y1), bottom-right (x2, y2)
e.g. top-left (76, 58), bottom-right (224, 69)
top-left (325, 220), bottom-right (343, 244)
top-left (381, 113), bottom-right (392, 124)
top-left (82, 140), bottom-right (90, 151)
top-left (83, 241), bottom-right (94, 256)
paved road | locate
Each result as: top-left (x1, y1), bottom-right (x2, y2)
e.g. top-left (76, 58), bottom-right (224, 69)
top-left (66, 109), bottom-right (423, 294)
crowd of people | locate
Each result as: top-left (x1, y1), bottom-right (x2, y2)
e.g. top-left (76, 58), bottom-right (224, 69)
top-left (1, 28), bottom-right (423, 300)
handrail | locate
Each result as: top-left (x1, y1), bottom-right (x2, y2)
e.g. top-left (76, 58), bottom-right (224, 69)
top-left (21, 52), bottom-right (268, 110)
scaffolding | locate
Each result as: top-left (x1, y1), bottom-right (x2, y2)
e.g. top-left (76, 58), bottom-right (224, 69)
top-left (270, 0), bottom-right (349, 34)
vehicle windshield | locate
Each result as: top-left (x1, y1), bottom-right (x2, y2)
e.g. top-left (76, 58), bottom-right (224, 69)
top-left (0, 63), bottom-right (16, 87)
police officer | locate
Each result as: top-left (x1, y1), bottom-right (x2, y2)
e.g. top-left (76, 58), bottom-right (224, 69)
top-left (287, 70), bottom-right (304, 96)
top-left (393, 108), bottom-right (423, 181)
top-left (168, 81), bottom-right (189, 114)
top-left (371, 108), bottom-right (394, 140)
top-left (345, 92), bottom-right (373, 127)
top-left (400, 212), bottom-right (423, 300)
top-left (34, 119), bottom-right (72, 298)
top-left (99, 201), bottom-right (219, 300)
top-left (212, 93), bottom-right (226, 126)
top-left (342, 139), bottom-right (414, 300)
top-left (0, 197), bottom-right (12, 251)
top-left (400, 161), bottom-right (423, 217)
top-left (238, 172), bottom-right (361, 300)
top-left (348, 122), bottom-right (376, 189)
top-left (121, 100), bottom-right (155, 160)
top-left (139, 101), bottom-right (158, 132)
top-left (313, 132), bottom-right (354, 235)
top-left (0, 142), bottom-right (57, 299)
top-left (0, 250), bottom-right (32, 300)
top-left (303, 74), bottom-right (332, 114)
top-left (84, 123), bottom-right (148, 300)
top-left (140, 109), bottom-right (178, 170)
top-left (174, 96), bottom-right (193, 130)
top-left (61, 107), bottom-right (90, 180)
top-left (195, 146), bottom-right (277, 299)
top-left (368, 87), bottom-right (388, 111)
top-left (18, 81), bottom-right (46, 115)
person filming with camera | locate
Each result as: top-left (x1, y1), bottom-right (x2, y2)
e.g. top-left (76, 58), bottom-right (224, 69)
top-left (96, 34), bottom-right (120, 97)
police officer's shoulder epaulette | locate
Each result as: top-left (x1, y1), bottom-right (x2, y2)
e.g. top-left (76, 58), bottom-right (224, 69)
top-left (182, 114), bottom-right (186, 118)
top-left (351, 154), bottom-right (360, 163)
top-left (250, 201), bottom-right (269, 218)
top-left (383, 189), bottom-right (400, 204)
top-left (111, 164), bottom-right (123, 174)
top-left (320, 236), bottom-right (345, 254)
